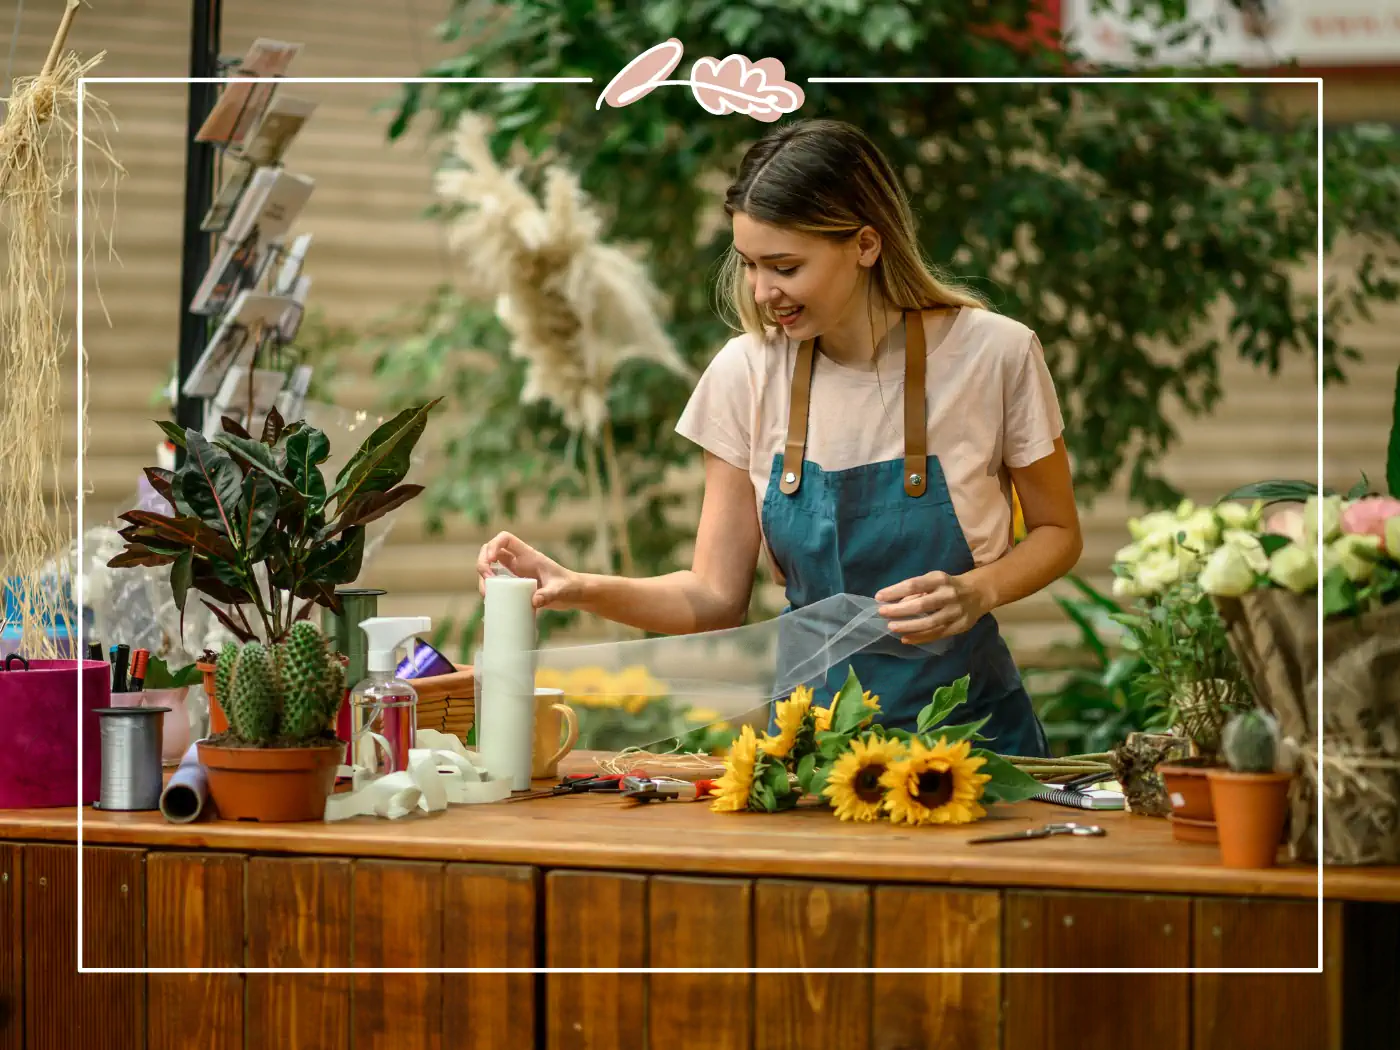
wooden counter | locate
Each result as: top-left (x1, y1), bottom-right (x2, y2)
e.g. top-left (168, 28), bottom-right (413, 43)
top-left (1, 766), bottom-right (1397, 1050)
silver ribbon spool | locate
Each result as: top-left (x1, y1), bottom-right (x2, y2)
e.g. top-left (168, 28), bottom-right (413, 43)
top-left (93, 707), bottom-right (170, 811)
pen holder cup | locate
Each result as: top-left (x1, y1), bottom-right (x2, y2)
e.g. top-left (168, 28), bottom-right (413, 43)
top-left (0, 658), bottom-right (109, 809)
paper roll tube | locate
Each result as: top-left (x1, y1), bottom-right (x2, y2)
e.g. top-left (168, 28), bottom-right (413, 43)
top-left (479, 576), bottom-right (539, 791)
top-left (159, 743), bottom-right (210, 824)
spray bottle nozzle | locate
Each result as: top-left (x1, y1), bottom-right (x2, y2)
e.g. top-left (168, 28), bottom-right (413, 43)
top-left (359, 616), bottom-right (434, 674)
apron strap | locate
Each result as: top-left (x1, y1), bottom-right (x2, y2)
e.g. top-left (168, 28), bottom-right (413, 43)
top-left (778, 335), bottom-right (817, 495)
top-left (903, 310), bottom-right (928, 497)
top-left (779, 311), bottom-right (928, 498)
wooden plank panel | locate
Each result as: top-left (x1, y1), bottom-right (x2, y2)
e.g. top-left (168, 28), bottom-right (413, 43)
top-left (1193, 896), bottom-right (1325, 1050)
top-left (442, 864), bottom-right (538, 1050)
top-left (246, 857), bottom-right (352, 1050)
top-left (648, 876), bottom-right (752, 1048)
top-left (352, 860), bottom-right (444, 1050)
top-left (0, 846), bottom-right (21, 1050)
top-left (146, 853), bottom-right (245, 1050)
top-left (546, 870), bottom-right (646, 1050)
top-left (1003, 891), bottom-right (1190, 1050)
top-left (24, 845), bottom-right (146, 1050)
top-left (872, 887), bottom-right (1000, 1050)
top-left (755, 880), bottom-right (871, 1050)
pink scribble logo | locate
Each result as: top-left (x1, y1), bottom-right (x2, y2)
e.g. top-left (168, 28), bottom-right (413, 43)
top-left (596, 38), bottom-right (805, 123)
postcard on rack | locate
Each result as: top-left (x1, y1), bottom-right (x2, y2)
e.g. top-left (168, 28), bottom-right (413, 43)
top-left (196, 38), bottom-right (303, 146)
top-left (206, 366), bottom-right (290, 439)
top-left (274, 364), bottom-right (314, 423)
top-left (273, 232), bottom-right (313, 295)
top-left (184, 289), bottom-right (299, 399)
top-left (240, 95), bottom-right (317, 167)
top-left (190, 168), bottom-right (315, 315)
top-left (200, 157), bottom-right (255, 233)
top-left (278, 275), bottom-right (311, 343)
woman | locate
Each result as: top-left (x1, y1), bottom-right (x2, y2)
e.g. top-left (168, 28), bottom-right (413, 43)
top-left (476, 118), bottom-right (1081, 757)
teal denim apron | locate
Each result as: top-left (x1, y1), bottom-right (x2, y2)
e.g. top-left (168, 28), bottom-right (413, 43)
top-left (761, 310), bottom-right (1049, 757)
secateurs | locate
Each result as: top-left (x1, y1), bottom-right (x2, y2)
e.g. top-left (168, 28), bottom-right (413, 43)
top-left (619, 775), bottom-right (717, 804)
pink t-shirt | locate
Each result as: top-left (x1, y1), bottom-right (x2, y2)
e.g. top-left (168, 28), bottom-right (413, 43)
top-left (674, 307), bottom-right (1065, 582)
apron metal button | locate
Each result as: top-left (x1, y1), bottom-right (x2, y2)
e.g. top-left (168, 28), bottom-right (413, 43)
top-left (784, 472), bottom-right (796, 484)
top-left (909, 473), bottom-right (923, 486)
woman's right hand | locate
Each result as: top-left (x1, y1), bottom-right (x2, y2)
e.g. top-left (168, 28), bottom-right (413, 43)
top-left (476, 532), bottom-right (584, 610)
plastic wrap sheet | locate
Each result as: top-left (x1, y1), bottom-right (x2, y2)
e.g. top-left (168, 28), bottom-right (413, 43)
top-left (474, 592), bottom-right (952, 763)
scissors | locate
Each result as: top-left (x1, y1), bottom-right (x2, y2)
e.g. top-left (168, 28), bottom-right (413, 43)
top-left (503, 772), bottom-right (644, 802)
top-left (967, 821), bottom-right (1106, 845)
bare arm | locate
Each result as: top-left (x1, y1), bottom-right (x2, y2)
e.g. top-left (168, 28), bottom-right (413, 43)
top-left (965, 437), bottom-right (1083, 609)
top-left (477, 453), bottom-right (761, 635)
top-left (876, 438), bottom-right (1082, 642)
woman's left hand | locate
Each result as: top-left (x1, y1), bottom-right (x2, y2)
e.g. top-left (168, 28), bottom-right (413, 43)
top-left (875, 571), bottom-right (992, 645)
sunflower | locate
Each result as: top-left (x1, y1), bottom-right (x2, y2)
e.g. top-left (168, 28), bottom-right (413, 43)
top-left (710, 724), bottom-right (761, 812)
top-left (881, 737), bottom-right (992, 826)
top-left (822, 736), bottom-right (908, 822)
top-left (760, 684), bottom-right (814, 758)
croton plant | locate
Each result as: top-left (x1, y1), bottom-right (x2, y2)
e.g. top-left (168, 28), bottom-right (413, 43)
top-left (106, 400), bottom-right (440, 645)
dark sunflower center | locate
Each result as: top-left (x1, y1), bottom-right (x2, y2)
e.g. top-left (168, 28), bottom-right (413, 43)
top-left (915, 769), bottom-right (954, 809)
top-left (855, 764), bottom-right (887, 802)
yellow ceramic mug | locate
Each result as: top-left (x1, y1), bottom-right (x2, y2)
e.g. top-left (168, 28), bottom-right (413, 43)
top-left (531, 688), bottom-right (580, 779)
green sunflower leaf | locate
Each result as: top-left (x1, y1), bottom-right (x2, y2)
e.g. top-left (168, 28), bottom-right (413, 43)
top-left (796, 752), bottom-right (819, 794)
top-left (922, 715), bottom-right (992, 747)
top-left (830, 666), bottom-right (870, 735)
top-left (808, 762), bottom-right (832, 802)
top-left (916, 674), bottom-right (971, 733)
top-left (763, 760), bottom-right (791, 798)
top-left (816, 729), bottom-right (851, 760)
top-left (977, 751), bottom-right (1044, 805)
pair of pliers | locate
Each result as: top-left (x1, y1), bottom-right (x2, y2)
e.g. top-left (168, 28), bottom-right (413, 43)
top-left (503, 771), bottom-right (647, 802)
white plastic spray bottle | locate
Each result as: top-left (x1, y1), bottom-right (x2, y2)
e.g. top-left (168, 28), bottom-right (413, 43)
top-left (349, 616), bottom-right (432, 779)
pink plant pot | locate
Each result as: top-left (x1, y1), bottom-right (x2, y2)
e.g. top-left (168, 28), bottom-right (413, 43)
top-left (141, 687), bottom-right (192, 764)
top-left (0, 659), bottom-right (109, 809)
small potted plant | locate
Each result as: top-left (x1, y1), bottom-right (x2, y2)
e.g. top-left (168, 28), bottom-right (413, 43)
top-left (197, 621), bottom-right (347, 822)
top-left (105, 400), bottom-right (440, 725)
top-left (1207, 709), bottom-right (1291, 868)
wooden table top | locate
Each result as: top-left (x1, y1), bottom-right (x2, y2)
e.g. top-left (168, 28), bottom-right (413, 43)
top-left (3, 754), bottom-right (1396, 901)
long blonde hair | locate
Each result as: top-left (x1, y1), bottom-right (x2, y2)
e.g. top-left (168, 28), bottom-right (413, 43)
top-left (717, 118), bottom-right (987, 339)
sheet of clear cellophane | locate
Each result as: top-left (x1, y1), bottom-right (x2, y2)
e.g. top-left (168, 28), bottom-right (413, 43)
top-left (472, 592), bottom-right (952, 775)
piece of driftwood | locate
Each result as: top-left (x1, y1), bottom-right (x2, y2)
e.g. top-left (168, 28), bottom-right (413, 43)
top-left (1214, 591), bottom-right (1400, 866)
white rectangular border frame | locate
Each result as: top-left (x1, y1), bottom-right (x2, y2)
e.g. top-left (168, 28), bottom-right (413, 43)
top-left (75, 73), bottom-right (1326, 975)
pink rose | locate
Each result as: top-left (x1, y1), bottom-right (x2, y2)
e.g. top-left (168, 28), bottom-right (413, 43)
top-left (1340, 496), bottom-right (1400, 552)
top-left (1264, 504), bottom-right (1306, 544)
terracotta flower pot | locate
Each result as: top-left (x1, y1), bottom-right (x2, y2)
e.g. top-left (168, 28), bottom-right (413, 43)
top-left (197, 741), bottom-right (341, 822)
top-left (1158, 759), bottom-right (1216, 822)
top-left (197, 660), bottom-right (226, 734)
top-left (1208, 770), bottom-right (1292, 869)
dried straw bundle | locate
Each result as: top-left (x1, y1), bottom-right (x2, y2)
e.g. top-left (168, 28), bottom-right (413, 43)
top-left (434, 112), bottom-right (693, 576)
top-left (0, 1), bottom-right (123, 659)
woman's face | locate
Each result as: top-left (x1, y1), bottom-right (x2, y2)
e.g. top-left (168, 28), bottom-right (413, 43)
top-left (732, 211), bottom-right (880, 340)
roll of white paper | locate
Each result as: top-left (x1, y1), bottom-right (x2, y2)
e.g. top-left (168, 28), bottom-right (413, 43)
top-left (479, 576), bottom-right (539, 791)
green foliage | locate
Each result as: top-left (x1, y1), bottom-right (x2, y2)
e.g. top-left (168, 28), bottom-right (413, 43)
top-left (1110, 578), bottom-right (1254, 760)
top-left (219, 626), bottom-right (347, 747)
top-left (1221, 708), bottom-right (1279, 774)
top-left (1021, 575), bottom-right (1170, 755)
top-left (141, 654), bottom-right (203, 690)
top-left (107, 402), bottom-right (440, 646)
top-left (359, 0), bottom-right (1398, 656)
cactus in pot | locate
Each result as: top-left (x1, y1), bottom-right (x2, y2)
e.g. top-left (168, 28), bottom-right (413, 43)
top-left (1221, 708), bottom-right (1279, 774)
top-left (217, 622), bottom-right (346, 747)
top-left (197, 622), bottom-right (348, 822)
top-left (1208, 708), bottom-right (1292, 869)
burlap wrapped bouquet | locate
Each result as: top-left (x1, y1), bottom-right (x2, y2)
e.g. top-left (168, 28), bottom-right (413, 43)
top-left (1213, 589), bottom-right (1400, 866)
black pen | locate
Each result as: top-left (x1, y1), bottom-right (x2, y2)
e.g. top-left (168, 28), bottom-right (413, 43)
top-left (87, 641), bottom-right (103, 662)
top-left (112, 644), bottom-right (130, 693)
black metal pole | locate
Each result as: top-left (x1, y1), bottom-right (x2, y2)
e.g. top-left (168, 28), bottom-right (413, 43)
top-left (174, 0), bottom-right (223, 456)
